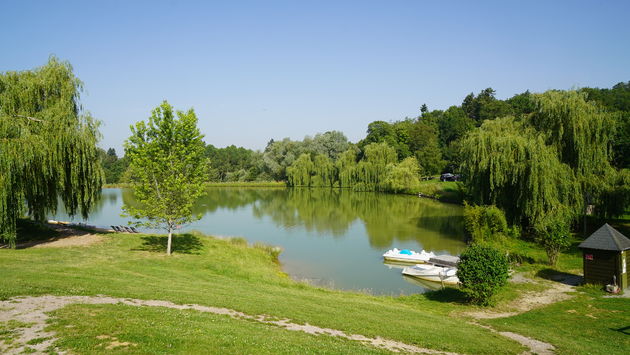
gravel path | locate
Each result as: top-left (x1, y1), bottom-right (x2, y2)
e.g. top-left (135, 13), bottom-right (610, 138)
top-left (463, 274), bottom-right (575, 320)
top-left (0, 295), bottom-right (461, 355)
top-left (472, 322), bottom-right (555, 355)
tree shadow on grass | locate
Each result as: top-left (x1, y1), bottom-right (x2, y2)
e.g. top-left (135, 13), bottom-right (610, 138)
top-left (536, 268), bottom-right (583, 286)
top-left (422, 287), bottom-right (468, 304)
top-left (611, 325), bottom-right (630, 335)
top-left (132, 233), bottom-right (204, 255)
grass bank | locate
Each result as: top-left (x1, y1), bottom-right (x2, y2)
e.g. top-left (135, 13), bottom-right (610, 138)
top-left (0, 231), bottom-right (523, 354)
top-left (409, 180), bottom-right (464, 204)
top-left (1, 227), bottom-right (628, 354)
top-left (481, 285), bottom-right (629, 355)
top-left (49, 304), bottom-right (390, 354)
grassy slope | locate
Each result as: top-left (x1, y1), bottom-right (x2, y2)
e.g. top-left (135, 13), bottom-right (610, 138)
top-left (482, 286), bottom-right (630, 354)
top-left (0, 232), bottom-right (523, 354)
top-left (3, 230), bottom-right (629, 354)
top-left (476, 228), bottom-right (630, 355)
top-left (412, 180), bottom-right (464, 203)
top-left (48, 304), bottom-right (390, 354)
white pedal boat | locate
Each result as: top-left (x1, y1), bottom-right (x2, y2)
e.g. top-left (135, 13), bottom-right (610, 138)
top-left (383, 248), bottom-right (436, 264)
top-left (402, 264), bottom-right (460, 285)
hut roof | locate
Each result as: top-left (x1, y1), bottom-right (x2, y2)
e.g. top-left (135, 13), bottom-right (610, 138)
top-left (578, 224), bottom-right (630, 251)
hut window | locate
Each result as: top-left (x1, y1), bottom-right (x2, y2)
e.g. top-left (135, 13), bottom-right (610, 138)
top-left (585, 254), bottom-right (593, 260)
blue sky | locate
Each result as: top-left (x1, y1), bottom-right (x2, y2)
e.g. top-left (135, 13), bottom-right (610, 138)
top-left (1, 0), bottom-right (629, 153)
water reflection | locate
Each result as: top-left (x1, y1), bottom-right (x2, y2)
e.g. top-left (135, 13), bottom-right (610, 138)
top-left (54, 187), bottom-right (465, 295)
top-left (121, 187), bottom-right (464, 253)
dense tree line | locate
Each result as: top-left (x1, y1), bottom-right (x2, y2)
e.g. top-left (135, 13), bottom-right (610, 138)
top-left (4, 57), bottom-right (629, 263)
top-left (101, 83), bottom-right (630, 201)
top-left (98, 148), bottom-right (129, 184)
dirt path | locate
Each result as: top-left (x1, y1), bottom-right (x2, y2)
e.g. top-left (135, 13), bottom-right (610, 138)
top-left (472, 322), bottom-right (555, 355)
top-left (463, 274), bottom-right (576, 320)
top-left (0, 295), bottom-right (461, 355)
top-left (456, 273), bottom-right (580, 355)
top-left (8, 224), bottom-right (104, 249)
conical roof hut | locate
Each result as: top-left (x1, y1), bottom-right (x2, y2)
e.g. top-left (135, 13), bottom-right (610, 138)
top-left (579, 224), bottom-right (630, 289)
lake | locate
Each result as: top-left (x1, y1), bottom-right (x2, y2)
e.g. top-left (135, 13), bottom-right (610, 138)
top-left (51, 187), bottom-right (466, 295)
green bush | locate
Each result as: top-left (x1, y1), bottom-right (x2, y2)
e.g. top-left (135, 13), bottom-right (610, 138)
top-left (463, 203), bottom-right (516, 242)
top-left (457, 244), bottom-right (510, 306)
top-left (534, 220), bottom-right (571, 266)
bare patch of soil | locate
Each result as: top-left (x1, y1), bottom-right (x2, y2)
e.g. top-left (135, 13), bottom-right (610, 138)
top-left (14, 224), bottom-right (104, 249)
top-left (30, 233), bottom-right (103, 248)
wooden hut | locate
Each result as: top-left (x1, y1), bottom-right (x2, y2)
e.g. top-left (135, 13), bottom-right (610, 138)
top-left (578, 224), bottom-right (630, 290)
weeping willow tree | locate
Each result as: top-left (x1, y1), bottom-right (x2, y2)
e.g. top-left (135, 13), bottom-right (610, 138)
top-left (0, 57), bottom-right (104, 246)
top-left (460, 117), bottom-right (582, 231)
top-left (531, 90), bottom-right (614, 178)
top-left (287, 142), bottom-right (422, 193)
top-left (531, 91), bottom-right (616, 211)
top-left (288, 143), bottom-right (417, 192)
top-left (311, 154), bottom-right (336, 187)
top-left (336, 149), bottom-right (358, 188)
top-left (384, 156), bottom-right (421, 193)
top-left (355, 142), bottom-right (397, 191)
top-left (286, 153), bottom-right (314, 187)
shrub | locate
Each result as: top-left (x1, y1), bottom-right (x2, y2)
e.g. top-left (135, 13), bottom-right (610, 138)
top-left (457, 244), bottom-right (510, 306)
top-left (463, 203), bottom-right (516, 243)
top-left (253, 242), bottom-right (283, 262)
top-left (534, 220), bottom-right (571, 266)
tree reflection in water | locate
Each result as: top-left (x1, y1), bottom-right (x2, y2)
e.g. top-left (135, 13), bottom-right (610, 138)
top-left (122, 187), bottom-right (465, 254)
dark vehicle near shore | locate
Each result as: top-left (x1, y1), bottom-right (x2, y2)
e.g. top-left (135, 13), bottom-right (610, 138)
top-left (440, 173), bottom-right (460, 182)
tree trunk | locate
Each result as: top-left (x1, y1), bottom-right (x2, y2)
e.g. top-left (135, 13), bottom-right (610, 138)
top-left (167, 228), bottom-right (173, 256)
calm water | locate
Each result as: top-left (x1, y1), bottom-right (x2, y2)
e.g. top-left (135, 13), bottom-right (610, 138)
top-left (51, 188), bottom-right (465, 295)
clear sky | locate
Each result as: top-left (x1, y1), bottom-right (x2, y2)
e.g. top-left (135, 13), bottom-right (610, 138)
top-left (2, 0), bottom-right (629, 153)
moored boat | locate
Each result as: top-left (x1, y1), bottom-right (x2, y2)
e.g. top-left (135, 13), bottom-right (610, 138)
top-left (402, 274), bottom-right (449, 291)
top-left (382, 248), bottom-right (436, 264)
top-left (402, 264), bottom-right (459, 285)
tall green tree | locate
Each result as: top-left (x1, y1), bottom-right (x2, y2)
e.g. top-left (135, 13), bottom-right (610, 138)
top-left (409, 120), bottom-right (444, 175)
top-left (0, 57), bottom-right (103, 246)
top-left (286, 153), bottom-right (314, 187)
top-left (531, 90), bottom-right (616, 220)
top-left (355, 142), bottom-right (397, 191)
top-left (262, 138), bottom-right (303, 180)
top-left (312, 154), bottom-right (336, 187)
top-left (310, 131), bottom-right (350, 160)
top-left (384, 157), bottom-right (421, 193)
top-left (462, 88), bottom-right (512, 124)
top-left (123, 101), bottom-right (209, 255)
top-left (99, 148), bottom-right (129, 184)
top-left (530, 90), bottom-right (614, 180)
top-left (459, 117), bottom-right (581, 233)
top-left (336, 149), bottom-right (358, 188)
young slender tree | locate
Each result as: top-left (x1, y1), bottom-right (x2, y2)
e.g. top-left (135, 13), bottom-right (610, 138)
top-left (0, 57), bottom-right (103, 246)
top-left (123, 101), bottom-right (209, 255)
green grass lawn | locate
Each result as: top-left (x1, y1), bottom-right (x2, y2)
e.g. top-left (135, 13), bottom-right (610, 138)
top-left (413, 180), bottom-right (464, 203)
top-left (0, 232), bottom-right (524, 354)
top-left (48, 304), bottom-right (390, 354)
top-left (1, 229), bottom-right (628, 354)
top-left (482, 286), bottom-right (630, 354)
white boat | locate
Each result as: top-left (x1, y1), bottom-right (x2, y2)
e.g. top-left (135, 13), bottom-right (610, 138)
top-left (402, 275), bottom-right (446, 291)
top-left (402, 264), bottom-right (460, 285)
top-left (382, 248), bottom-right (436, 264)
